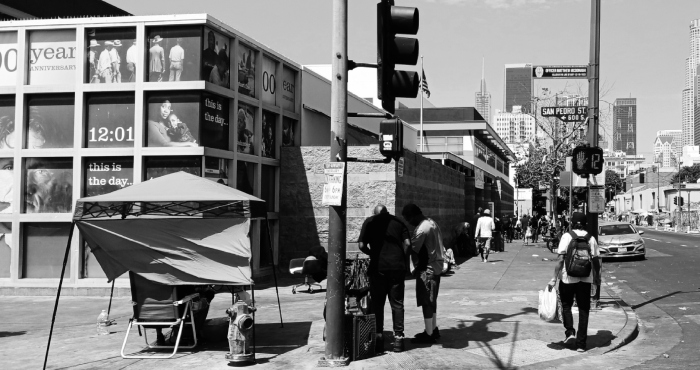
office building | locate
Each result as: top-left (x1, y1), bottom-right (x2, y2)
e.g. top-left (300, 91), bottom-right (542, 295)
top-left (613, 98), bottom-right (637, 155)
top-left (684, 19), bottom-right (700, 147)
top-left (503, 63), bottom-right (533, 114)
top-left (654, 130), bottom-right (682, 168)
top-left (475, 58), bottom-right (491, 124)
top-left (493, 106), bottom-right (536, 145)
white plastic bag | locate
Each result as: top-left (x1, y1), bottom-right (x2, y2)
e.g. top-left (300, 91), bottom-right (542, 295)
top-left (538, 284), bottom-right (558, 322)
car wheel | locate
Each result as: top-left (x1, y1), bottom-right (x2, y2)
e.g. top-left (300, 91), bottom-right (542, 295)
top-left (637, 254), bottom-right (646, 261)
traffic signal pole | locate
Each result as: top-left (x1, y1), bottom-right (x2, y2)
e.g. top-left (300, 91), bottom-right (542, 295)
top-left (586, 0), bottom-right (601, 240)
top-left (320, 0), bottom-right (349, 366)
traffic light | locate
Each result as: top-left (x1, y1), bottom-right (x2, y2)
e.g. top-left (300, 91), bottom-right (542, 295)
top-left (674, 196), bottom-right (678, 205)
top-left (379, 118), bottom-right (404, 159)
top-left (680, 197), bottom-right (685, 206)
top-left (377, 0), bottom-right (420, 110)
top-left (571, 145), bottom-right (605, 176)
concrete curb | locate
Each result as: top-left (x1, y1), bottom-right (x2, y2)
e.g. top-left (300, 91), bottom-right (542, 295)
top-left (589, 278), bottom-right (640, 355)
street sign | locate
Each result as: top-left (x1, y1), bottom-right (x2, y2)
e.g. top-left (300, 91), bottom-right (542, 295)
top-left (397, 157), bottom-right (405, 178)
top-left (322, 163), bottom-right (345, 206)
top-left (589, 185), bottom-right (605, 213)
top-left (571, 146), bottom-right (604, 175)
top-left (540, 106), bottom-right (588, 122)
top-left (533, 65), bottom-right (588, 79)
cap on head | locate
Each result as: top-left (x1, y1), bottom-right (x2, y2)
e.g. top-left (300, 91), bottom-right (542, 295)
top-left (401, 203), bottom-right (422, 218)
top-left (572, 212), bottom-right (587, 227)
top-left (483, 209), bottom-right (491, 215)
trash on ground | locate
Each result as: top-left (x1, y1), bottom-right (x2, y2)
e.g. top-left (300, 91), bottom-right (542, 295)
top-left (641, 291), bottom-right (649, 294)
top-left (663, 354), bottom-right (670, 358)
top-left (532, 254), bottom-right (539, 257)
top-left (542, 258), bottom-right (550, 261)
top-left (679, 307), bottom-right (688, 310)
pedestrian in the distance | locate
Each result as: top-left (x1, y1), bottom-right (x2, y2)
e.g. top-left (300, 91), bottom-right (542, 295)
top-left (471, 207), bottom-right (483, 256)
top-left (401, 203), bottom-right (445, 344)
top-left (549, 212), bottom-right (601, 352)
top-left (475, 208), bottom-right (495, 262)
top-left (359, 205), bottom-right (411, 353)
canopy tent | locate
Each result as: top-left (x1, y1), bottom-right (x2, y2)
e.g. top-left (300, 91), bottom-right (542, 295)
top-left (44, 172), bottom-right (282, 369)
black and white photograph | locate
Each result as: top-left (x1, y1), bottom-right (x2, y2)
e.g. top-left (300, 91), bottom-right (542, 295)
top-left (0, 222), bottom-right (10, 278)
top-left (282, 116), bottom-right (296, 147)
top-left (24, 157), bottom-right (72, 214)
top-left (84, 157), bottom-right (134, 197)
top-left (0, 32), bottom-right (17, 86)
top-left (236, 102), bottom-right (255, 154)
top-left (144, 156), bottom-right (201, 180)
top-left (237, 43), bottom-right (256, 97)
top-left (261, 110), bottom-right (276, 158)
top-left (27, 29), bottom-right (76, 85)
top-left (147, 26), bottom-right (201, 82)
top-left (25, 94), bottom-right (74, 149)
top-left (146, 92), bottom-right (199, 147)
top-left (0, 157), bottom-right (12, 214)
top-left (202, 28), bottom-right (230, 88)
top-left (86, 93), bottom-right (135, 148)
top-left (85, 27), bottom-right (137, 84)
top-left (0, 96), bottom-right (14, 149)
top-left (200, 92), bottom-right (229, 150)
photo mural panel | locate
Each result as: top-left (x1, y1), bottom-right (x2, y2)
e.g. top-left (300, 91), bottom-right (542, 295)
top-left (24, 157), bottom-right (73, 214)
top-left (84, 157), bottom-right (134, 197)
top-left (0, 32), bottom-right (18, 86)
top-left (262, 110), bottom-right (276, 158)
top-left (281, 66), bottom-right (296, 112)
top-left (202, 28), bottom-right (230, 88)
top-left (204, 157), bottom-right (228, 185)
top-left (86, 93), bottom-right (135, 148)
top-left (23, 222), bottom-right (71, 278)
top-left (28, 29), bottom-right (77, 85)
top-left (237, 43), bottom-right (256, 97)
top-left (282, 117), bottom-right (296, 147)
top-left (0, 96), bottom-right (15, 149)
top-left (26, 94), bottom-right (75, 149)
top-left (0, 157), bottom-right (13, 214)
top-left (236, 102), bottom-right (255, 155)
top-left (144, 156), bottom-right (201, 180)
top-left (0, 223), bottom-right (10, 277)
top-left (201, 93), bottom-right (230, 150)
top-left (236, 160), bottom-right (255, 196)
top-left (85, 27), bottom-right (137, 84)
top-left (261, 56), bottom-right (277, 105)
top-left (147, 92), bottom-right (200, 147)
top-left (147, 26), bottom-right (202, 82)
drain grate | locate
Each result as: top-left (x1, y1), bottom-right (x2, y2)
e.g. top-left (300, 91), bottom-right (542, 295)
top-left (464, 338), bottom-right (581, 367)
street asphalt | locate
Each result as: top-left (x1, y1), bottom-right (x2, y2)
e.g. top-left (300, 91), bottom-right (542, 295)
top-left (0, 237), bottom-right (649, 369)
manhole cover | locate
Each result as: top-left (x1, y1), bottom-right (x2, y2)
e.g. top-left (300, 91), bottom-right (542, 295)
top-left (464, 338), bottom-right (581, 367)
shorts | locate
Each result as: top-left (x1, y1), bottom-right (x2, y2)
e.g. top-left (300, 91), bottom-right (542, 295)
top-left (415, 268), bottom-right (441, 312)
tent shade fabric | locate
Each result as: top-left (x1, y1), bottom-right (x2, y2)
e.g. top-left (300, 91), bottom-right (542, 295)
top-left (73, 172), bottom-right (267, 220)
top-left (78, 218), bottom-right (253, 285)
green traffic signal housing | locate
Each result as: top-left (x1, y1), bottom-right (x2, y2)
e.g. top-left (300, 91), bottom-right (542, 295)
top-left (377, 0), bottom-right (420, 107)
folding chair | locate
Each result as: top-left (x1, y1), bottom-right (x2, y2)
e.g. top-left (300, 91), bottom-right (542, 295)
top-left (121, 272), bottom-right (199, 359)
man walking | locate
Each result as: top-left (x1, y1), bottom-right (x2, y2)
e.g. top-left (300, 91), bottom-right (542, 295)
top-left (475, 208), bottom-right (495, 262)
top-left (549, 212), bottom-right (601, 352)
top-left (359, 205), bottom-right (411, 353)
top-left (401, 204), bottom-right (444, 344)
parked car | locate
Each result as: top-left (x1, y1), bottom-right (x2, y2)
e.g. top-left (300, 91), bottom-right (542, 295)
top-left (597, 222), bottom-right (646, 259)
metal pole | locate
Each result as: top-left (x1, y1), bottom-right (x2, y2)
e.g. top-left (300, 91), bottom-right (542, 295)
top-left (420, 56), bottom-right (424, 152)
top-left (677, 159), bottom-right (681, 232)
top-left (321, 0), bottom-right (349, 365)
top-left (586, 0), bottom-right (601, 241)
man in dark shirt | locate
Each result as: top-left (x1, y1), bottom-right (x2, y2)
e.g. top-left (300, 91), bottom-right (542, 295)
top-left (359, 205), bottom-right (411, 353)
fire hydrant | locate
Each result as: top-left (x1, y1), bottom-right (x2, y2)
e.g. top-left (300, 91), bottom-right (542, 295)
top-left (225, 300), bottom-right (256, 363)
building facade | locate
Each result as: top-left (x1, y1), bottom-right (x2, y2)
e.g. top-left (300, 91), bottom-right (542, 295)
top-left (613, 98), bottom-right (637, 155)
top-left (493, 106), bottom-right (536, 146)
top-left (684, 20), bottom-right (700, 148)
top-left (475, 58), bottom-right (491, 124)
top-left (503, 63), bottom-right (533, 114)
top-left (604, 150), bottom-right (646, 179)
top-left (654, 129), bottom-right (682, 168)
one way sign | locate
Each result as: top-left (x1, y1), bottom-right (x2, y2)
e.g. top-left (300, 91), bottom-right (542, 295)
top-left (540, 106), bottom-right (588, 122)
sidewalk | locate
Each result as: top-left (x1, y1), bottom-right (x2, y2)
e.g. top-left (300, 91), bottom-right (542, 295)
top-left (0, 240), bottom-right (636, 369)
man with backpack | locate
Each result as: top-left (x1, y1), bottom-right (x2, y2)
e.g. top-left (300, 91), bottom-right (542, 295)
top-left (549, 212), bottom-right (601, 352)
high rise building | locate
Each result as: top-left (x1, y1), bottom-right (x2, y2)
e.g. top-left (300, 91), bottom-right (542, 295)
top-left (654, 130), bottom-right (682, 168)
top-left (493, 106), bottom-right (536, 145)
top-left (475, 58), bottom-right (491, 124)
top-left (503, 63), bottom-right (533, 114)
top-left (613, 98), bottom-right (637, 155)
top-left (683, 20), bottom-right (700, 147)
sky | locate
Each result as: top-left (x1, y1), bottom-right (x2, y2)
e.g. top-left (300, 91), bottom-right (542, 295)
top-left (108, 0), bottom-right (700, 159)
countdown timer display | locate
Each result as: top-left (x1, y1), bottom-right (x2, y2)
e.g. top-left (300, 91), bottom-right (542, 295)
top-left (86, 94), bottom-right (135, 148)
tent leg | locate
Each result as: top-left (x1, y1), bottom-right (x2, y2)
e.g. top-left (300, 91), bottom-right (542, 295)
top-left (43, 221), bottom-right (75, 370)
top-left (251, 284), bottom-right (256, 357)
top-left (266, 217), bottom-right (284, 328)
top-left (107, 280), bottom-right (115, 315)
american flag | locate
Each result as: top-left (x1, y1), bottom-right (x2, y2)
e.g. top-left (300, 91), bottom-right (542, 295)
top-left (421, 68), bottom-right (431, 98)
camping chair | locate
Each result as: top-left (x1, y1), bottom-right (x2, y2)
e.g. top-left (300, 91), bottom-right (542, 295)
top-left (289, 257), bottom-right (324, 294)
top-left (121, 272), bottom-right (199, 359)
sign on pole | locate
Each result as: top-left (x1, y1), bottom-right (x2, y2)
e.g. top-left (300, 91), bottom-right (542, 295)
top-left (322, 163), bottom-right (345, 206)
top-left (589, 185), bottom-right (605, 213)
top-left (397, 157), bottom-right (405, 178)
top-left (540, 106), bottom-right (588, 122)
top-left (533, 65), bottom-right (588, 79)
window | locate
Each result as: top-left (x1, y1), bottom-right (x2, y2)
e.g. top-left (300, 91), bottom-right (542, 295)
top-left (282, 117), bottom-right (297, 147)
top-left (237, 102), bottom-right (256, 154)
top-left (146, 91), bottom-right (200, 147)
top-left (28, 30), bottom-right (76, 85)
top-left (0, 223), bottom-right (10, 277)
top-left (627, 142), bottom-right (635, 149)
top-left (84, 157), bottom-right (134, 197)
top-left (475, 140), bottom-right (487, 162)
top-left (237, 43), bottom-right (257, 97)
top-left (22, 222), bottom-right (72, 278)
top-left (85, 27), bottom-right (137, 83)
top-left (237, 161), bottom-right (256, 195)
top-left (261, 56), bottom-right (277, 105)
top-left (204, 157), bottom-right (228, 185)
top-left (261, 165), bottom-right (276, 211)
top-left (262, 111), bottom-right (277, 158)
top-left (86, 93), bottom-right (135, 148)
top-left (202, 27), bottom-right (230, 88)
top-left (617, 119), bottom-right (621, 129)
top-left (24, 158), bottom-right (73, 214)
top-left (146, 26), bottom-right (202, 82)
top-left (628, 124), bottom-right (633, 132)
top-left (144, 156), bottom-right (201, 180)
top-left (0, 157), bottom-right (12, 213)
top-left (0, 96), bottom-right (15, 149)
top-left (26, 94), bottom-right (74, 149)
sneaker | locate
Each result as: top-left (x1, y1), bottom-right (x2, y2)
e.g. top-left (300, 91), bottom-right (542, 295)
top-left (576, 347), bottom-right (587, 353)
top-left (410, 331), bottom-right (436, 344)
top-left (432, 327), bottom-right (441, 340)
top-left (392, 336), bottom-right (405, 352)
top-left (564, 332), bottom-right (576, 348)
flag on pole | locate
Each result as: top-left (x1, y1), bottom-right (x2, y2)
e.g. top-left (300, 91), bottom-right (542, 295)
top-left (420, 69), bottom-right (431, 98)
